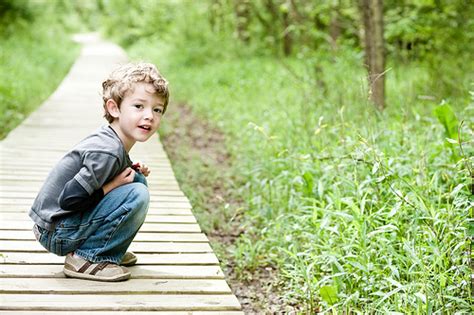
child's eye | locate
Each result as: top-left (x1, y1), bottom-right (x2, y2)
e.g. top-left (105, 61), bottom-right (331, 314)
top-left (134, 104), bottom-right (144, 109)
top-left (154, 108), bottom-right (163, 114)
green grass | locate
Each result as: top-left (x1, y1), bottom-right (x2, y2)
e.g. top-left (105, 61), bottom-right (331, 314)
top-left (0, 20), bottom-right (79, 139)
top-left (126, 36), bottom-right (473, 312)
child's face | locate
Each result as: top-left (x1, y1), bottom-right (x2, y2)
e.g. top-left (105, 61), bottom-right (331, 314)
top-left (108, 82), bottom-right (165, 150)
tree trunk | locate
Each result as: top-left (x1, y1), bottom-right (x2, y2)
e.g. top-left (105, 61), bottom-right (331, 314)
top-left (209, 0), bottom-right (219, 32)
top-left (234, 0), bottom-right (250, 43)
top-left (265, 0), bottom-right (282, 55)
top-left (329, 5), bottom-right (341, 51)
top-left (360, 0), bottom-right (385, 110)
top-left (282, 4), bottom-right (292, 56)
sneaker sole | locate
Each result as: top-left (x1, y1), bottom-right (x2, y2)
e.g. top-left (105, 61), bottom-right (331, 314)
top-left (64, 268), bottom-right (131, 282)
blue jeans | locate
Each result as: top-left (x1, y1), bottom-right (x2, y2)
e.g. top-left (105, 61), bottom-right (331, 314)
top-left (35, 173), bottom-right (149, 264)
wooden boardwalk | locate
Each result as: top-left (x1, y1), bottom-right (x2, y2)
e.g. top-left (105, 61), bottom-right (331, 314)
top-left (0, 34), bottom-right (242, 314)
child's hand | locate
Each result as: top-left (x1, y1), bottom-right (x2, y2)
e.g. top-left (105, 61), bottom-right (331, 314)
top-left (103, 167), bottom-right (135, 195)
top-left (139, 163), bottom-right (150, 177)
top-left (132, 162), bottom-right (150, 177)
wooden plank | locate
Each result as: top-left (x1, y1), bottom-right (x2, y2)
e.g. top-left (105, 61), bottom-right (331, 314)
top-left (0, 175), bottom-right (179, 190)
top-left (0, 213), bottom-right (196, 223)
top-left (0, 160), bottom-right (174, 168)
top-left (0, 164), bottom-right (174, 172)
top-left (0, 278), bottom-right (231, 294)
top-left (0, 152), bottom-right (168, 161)
top-left (0, 221), bottom-right (201, 233)
top-left (0, 183), bottom-right (183, 192)
top-left (0, 264), bottom-right (225, 279)
top-left (0, 192), bottom-right (190, 203)
top-left (0, 153), bottom-right (64, 159)
top-left (0, 252), bottom-right (219, 265)
top-left (1, 144), bottom-right (167, 153)
top-left (0, 177), bottom-right (47, 182)
top-left (0, 150), bottom-right (167, 156)
top-left (0, 171), bottom-right (177, 179)
top-left (0, 240), bottom-right (212, 253)
top-left (0, 146), bottom-right (168, 154)
top-left (0, 170), bottom-right (50, 176)
top-left (0, 158), bottom-right (172, 166)
top-left (0, 311), bottom-right (243, 315)
top-left (0, 202), bottom-right (192, 210)
top-left (0, 186), bottom-right (187, 197)
top-left (0, 185), bottom-right (41, 192)
top-left (0, 198), bottom-right (190, 205)
top-left (0, 230), bottom-right (209, 242)
top-left (0, 147), bottom-right (73, 153)
top-left (0, 294), bottom-right (241, 311)
top-left (0, 207), bottom-right (194, 215)
top-left (0, 161), bottom-right (55, 167)
top-left (0, 156), bottom-right (172, 165)
top-left (0, 175), bottom-right (179, 183)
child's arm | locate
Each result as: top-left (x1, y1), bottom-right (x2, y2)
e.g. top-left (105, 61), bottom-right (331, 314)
top-left (59, 167), bottom-right (135, 212)
top-left (102, 167), bottom-right (136, 194)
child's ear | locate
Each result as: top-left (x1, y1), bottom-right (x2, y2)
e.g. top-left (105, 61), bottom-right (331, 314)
top-left (106, 99), bottom-right (120, 118)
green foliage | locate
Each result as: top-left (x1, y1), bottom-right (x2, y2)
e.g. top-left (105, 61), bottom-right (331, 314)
top-left (139, 41), bottom-right (471, 310)
top-left (384, 1), bottom-right (474, 58)
top-left (126, 28), bottom-right (472, 309)
top-left (99, 0), bottom-right (176, 48)
top-left (49, 0), bottom-right (103, 32)
top-left (384, 0), bottom-right (474, 96)
top-left (434, 101), bottom-right (459, 141)
top-left (0, 0), bottom-right (33, 36)
top-left (0, 1), bottom-right (79, 139)
top-left (320, 285), bottom-right (339, 305)
top-left (433, 101), bottom-right (461, 160)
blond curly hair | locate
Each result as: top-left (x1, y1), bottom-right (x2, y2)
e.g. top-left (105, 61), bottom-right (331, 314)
top-left (102, 62), bottom-right (169, 123)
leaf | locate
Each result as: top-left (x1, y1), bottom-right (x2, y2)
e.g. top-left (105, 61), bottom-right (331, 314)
top-left (433, 101), bottom-right (459, 140)
top-left (388, 201), bottom-right (401, 218)
top-left (319, 285), bottom-right (338, 305)
top-left (367, 224), bottom-right (398, 238)
top-left (372, 161), bottom-right (380, 174)
top-left (450, 183), bottom-right (464, 197)
top-left (387, 277), bottom-right (402, 288)
top-left (317, 179), bottom-right (324, 197)
top-left (468, 219), bottom-right (474, 236)
top-left (302, 171), bottom-right (314, 196)
top-left (348, 260), bottom-right (368, 273)
top-left (439, 274), bottom-right (446, 288)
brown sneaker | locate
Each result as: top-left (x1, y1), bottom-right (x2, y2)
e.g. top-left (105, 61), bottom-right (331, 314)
top-left (120, 251), bottom-right (137, 266)
top-left (63, 253), bottom-right (130, 282)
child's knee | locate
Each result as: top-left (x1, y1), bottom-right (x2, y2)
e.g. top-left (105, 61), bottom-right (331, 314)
top-left (129, 183), bottom-right (149, 218)
top-left (134, 172), bottom-right (148, 186)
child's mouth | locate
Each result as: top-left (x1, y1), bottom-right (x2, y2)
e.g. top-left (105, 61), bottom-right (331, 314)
top-left (138, 125), bottom-right (151, 131)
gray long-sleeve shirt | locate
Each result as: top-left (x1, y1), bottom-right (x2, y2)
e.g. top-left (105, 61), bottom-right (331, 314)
top-left (29, 126), bottom-right (132, 231)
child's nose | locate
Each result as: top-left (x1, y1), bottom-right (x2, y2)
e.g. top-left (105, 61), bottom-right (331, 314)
top-left (144, 109), bottom-right (154, 120)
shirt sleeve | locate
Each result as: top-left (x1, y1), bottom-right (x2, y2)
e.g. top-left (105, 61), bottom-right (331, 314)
top-left (73, 151), bottom-right (120, 194)
top-left (59, 179), bottom-right (104, 212)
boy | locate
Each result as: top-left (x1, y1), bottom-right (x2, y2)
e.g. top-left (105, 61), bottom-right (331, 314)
top-left (29, 62), bottom-right (169, 282)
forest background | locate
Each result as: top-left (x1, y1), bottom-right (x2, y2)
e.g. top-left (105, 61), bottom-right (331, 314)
top-left (1, 0), bottom-right (473, 313)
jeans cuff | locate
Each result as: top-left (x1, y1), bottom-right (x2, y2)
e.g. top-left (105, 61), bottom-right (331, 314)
top-left (74, 249), bottom-right (121, 264)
